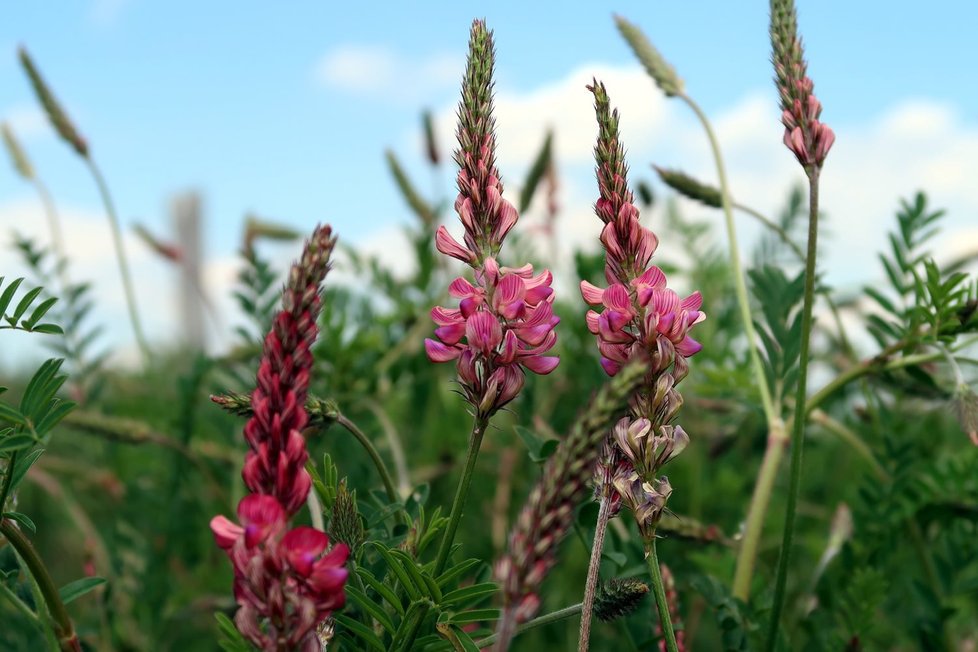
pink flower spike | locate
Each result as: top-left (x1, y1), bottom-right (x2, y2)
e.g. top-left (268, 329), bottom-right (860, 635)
top-left (210, 515), bottom-right (243, 550)
top-left (281, 527), bottom-right (330, 577)
top-left (435, 226), bottom-right (476, 264)
top-left (425, 338), bottom-right (461, 363)
top-left (580, 280), bottom-right (605, 305)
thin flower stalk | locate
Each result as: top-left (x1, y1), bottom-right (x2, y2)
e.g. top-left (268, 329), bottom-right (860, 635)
top-left (18, 46), bottom-right (150, 362)
top-left (396, 21), bottom-right (560, 651)
top-left (494, 361), bottom-right (647, 652)
top-left (766, 0), bottom-right (834, 646)
top-left (210, 225), bottom-right (350, 651)
top-left (423, 18), bottom-right (560, 573)
top-left (576, 80), bottom-right (703, 652)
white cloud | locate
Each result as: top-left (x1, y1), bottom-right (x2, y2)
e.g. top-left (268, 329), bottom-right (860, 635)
top-left (314, 45), bottom-right (461, 103)
top-left (89, 0), bottom-right (130, 27)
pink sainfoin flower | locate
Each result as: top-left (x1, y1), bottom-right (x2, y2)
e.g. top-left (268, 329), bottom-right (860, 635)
top-left (582, 81), bottom-right (703, 550)
top-left (771, 0), bottom-right (834, 170)
top-left (425, 20), bottom-right (559, 417)
top-left (210, 225), bottom-right (349, 651)
top-left (581, 80), bottom-right (705, 385)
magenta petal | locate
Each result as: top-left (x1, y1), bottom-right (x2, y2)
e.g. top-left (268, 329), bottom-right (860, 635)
top-left (435, 323), bottom-right (466, 345)
top-left (523, 355), bottom-right (559, 375)
top-left (585, 310), bottom-right (601, 334)
top-left (431, 306), bottom-right (462, 326)
top-left (632, 266), bottom-right (666, 290)
top-left (600, 357), bottom-right (622, 376)
top-left (435, 226), bottom-right (475, 264)
top-left (498, 329), bottom-right (519, 364)
top-left (676, 335), bottom-right (703, 357)
top-left (449, 277), bottom-right (478, 298)
top-left (425, 338), bottom-right (461, 362)
top-left (465, 311), bottom-right (502, 355)
top-left (602, 284), bottom-right (632, 312)
top-left (281, 527), bottom-right (329, 577)
top-left (210, 515), bottom-right (243, 550)
top-left (680, 291), bottom-right (703, 312)
top-left (237, 494), bottom-right (286, 548)
top-left (495, 200), bottom-right (519, 242)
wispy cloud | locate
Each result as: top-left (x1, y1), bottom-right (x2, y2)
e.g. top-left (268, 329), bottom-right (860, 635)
top-left (314, 45), bottom-right (461, 103)
top-left (89, 0), bottom-right (131, 28)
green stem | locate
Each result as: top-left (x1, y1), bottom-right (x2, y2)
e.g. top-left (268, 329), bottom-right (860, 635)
top-left (475, 603), bottom-right (583, 649)
top-left (1, 519), bottom-right (82, 652)
top-left (647, 539), bottom-right (679, 652)
top-left (578, 494), bottom-right (612, 652)
top-left (679, 93), bottom-right (775, 425)
top-left (84, 157), bottom-right (150, 362)
top-left (765, 166), bottom-right (821, 651)
top-left (732, 417), bottom-right (787, 600)
top-left (0, 577), bottom-right (43, 628)
top-left (395, 415), bottom-right (490, 651)
top-left (335, 413), bottom-right (407, 525)
top-left (433, 415), bottom-right (489, 575)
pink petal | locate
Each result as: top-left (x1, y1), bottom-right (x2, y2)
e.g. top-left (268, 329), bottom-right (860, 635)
top-left (435, 322), bottom-right (466, 345)
top-left (431, 306), bottom-right (462, 326)
top-left (435, 226), bottom-right (475, 264)
top-left (600, 357), bottom-right (622, 376)
top-left (495, 200), bottom-right (519, 242)
top-left (425, 338), bottom-right (461, 363)
top-left (676, 335), bottom-right (703, 357)
top-left (579, 280), bottom-right (605, 305)
top-left (449, 277), bottom-right (478, 299)
top-left (498, 329), bottom-right (519, 364)
top-left (465, 311), bottom-right (503, 355)
top-left (281, 526), bottom-right (329, 577)
top-left (523, 355), bottom-right (560, 375)
top-left (602, 284), bottom-right (632, 312)
top-left (210, 515), bottom-right (243, 550)
top-left (632, 266), bottom-right (666, 290)
top-left (680, 291), bottom-right (702, 312)
top-left (236, 494), bottom-right (286, 548)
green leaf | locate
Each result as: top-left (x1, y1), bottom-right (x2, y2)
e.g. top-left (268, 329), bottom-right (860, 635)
top-left (23, 296), bottom-right (58, 329)
top-left (436, 622), bottom-right (482, 652)
top-left (390, 549), bottom-right (441, 603)
top-left (30, 323), bottom-right (64, 335)
top-left (3, 511), bottom-right (36, 533)
top-left (0, 277), bottom-right (25, 317)
top-left (0, 434), bottom-right (36, 453)
top-left (514, 425), bottom-right (559, 463)
top-left (0, 403), bottom-right (25, 426)
top-left (346, 585), bottom-right (396, 634)
top-left (8, 448), bottom-right (44, 493)
top-left (10, 285), bottom-right (43, 325)
top-left (446, 608), bottom-right (500, 624)
top-left (58, 577), bottom-right (106, 605)
top-left (518, 130), bottom-right (553, 213)
top-left (334, 613), bottom-right (385, 652)
top-left (441, 581), bottom-right (498, 607)
top-left (372, 542), bottom-right (421, 601)
top-left (437, 558), bottom-right (482, 588)
top-left (357, 567), bottom-right (405, 616)
top-left (34, 399), bottom-right (76, 436)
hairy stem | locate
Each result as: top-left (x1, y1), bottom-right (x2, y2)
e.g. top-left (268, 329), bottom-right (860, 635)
top-left (766, 167), bottom-right (821, 650)
top-left (578, 495), bottom-right (612, 651)
top-left (647, 539), bottom-right (679, 652)
top-left (434, 415), bottom-right (489, 574)
top-left (477, 603), bottom-right (583, 649)
top-left (396, 416), bottom-right (490, 651)
top-left (334, 413), bottom-right (406, 524)
top-left (1, 519), bottom-right (82, 651)
top-left (84, 157), bottom-right (150, 362)
top-left (0, 450), bottom-right (17, 512)
top-left (678, 93), bottom-right (775, 424)
top-left (732, 417), bottom-right (787, 600)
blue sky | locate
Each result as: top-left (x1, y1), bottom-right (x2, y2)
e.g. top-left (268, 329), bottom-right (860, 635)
top-left (2, 1), bottom-right (977, 363)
